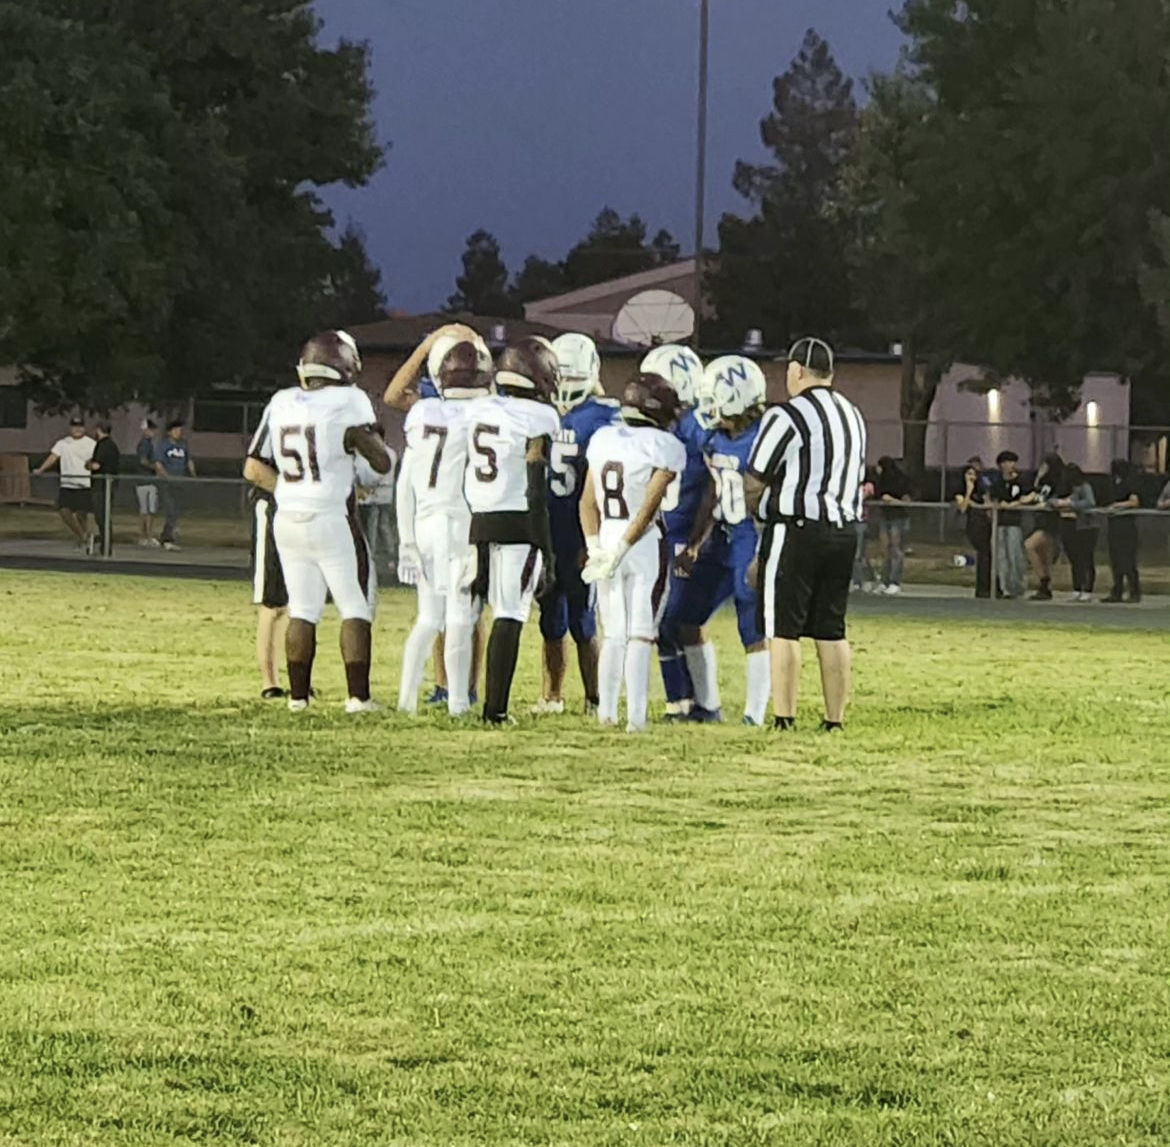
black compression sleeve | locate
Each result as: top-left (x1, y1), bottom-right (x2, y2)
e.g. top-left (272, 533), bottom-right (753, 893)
top-left (527, 460), bottom-right (554, 560)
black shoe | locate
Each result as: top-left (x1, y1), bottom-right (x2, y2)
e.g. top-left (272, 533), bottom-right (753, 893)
top-left (819, 720), bottom-right (845, 733)
top-left (1128, 595), bottom-right (1142, 604)
top-left (261, 687), bottom-right (286, 700)
top-left (1030, 589), bottom-right (1052, 601)
top-left (772, 716), bottom-right (796, 732)
top-left (1100, 595), bottom-right (1124, 604)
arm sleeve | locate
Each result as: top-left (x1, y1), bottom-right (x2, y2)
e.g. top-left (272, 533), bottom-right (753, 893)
top-left (747, 408), bottom-right (795, 480)
top-left (248, 402), bottom-right (276, 463)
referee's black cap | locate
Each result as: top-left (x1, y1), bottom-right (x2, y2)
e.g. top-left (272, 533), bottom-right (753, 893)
top-left (787, 337), bottom-right (835, 377)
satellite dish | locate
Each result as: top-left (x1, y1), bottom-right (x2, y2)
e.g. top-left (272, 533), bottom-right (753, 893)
top-left (611, 289), bottom-right (695, 348)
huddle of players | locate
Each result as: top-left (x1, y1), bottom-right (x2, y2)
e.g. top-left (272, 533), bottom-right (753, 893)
top-left (391, 324), bottom-right (773, 731)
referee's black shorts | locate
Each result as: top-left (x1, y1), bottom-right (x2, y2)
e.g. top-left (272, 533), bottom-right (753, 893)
top-left (251, 497), bottom-right (288, 609)
top-left (757, 518), bottom-right (855, 641)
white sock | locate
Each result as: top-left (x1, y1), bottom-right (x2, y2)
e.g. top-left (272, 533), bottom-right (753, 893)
top-left (599, 636), bottom-right (626, 725)
top-left (444, 619), bottom-right (473, 715)
top-left (398, 619), bottom-right (440, 713)
top-left (744, 649), bottom-right (771, 726)
top-left (685, 642), bottom-right (721, 711)
top-left (624, 641), bottom-right (652, 732)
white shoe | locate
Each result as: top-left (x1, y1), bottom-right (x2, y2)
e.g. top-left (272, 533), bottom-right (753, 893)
top-left (345, 697), bottom-right (383, 714)
top-left (884, 583), bottom-right (902, 596)
top-left (529, 698), bottom-right (565, 715)
top-left (288, 698), bottom-right (310, 713)
top-left (137, 538), bottom-right (152, 547)
top-left (163, 541), bottom-right (181, 552)
top-left (1079, 592), bottom-right (1093, 603)
top-left (148, 537), bottom-right (162, 548)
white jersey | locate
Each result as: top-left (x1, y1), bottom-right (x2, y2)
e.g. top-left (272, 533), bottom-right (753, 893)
top-left (249, 385), bottom-right (376, 514)
top-left (586, 423), bottom-right (687, 550)
top-left (403, 397), bottom-right (476, 520)
top-left (463, 394), bottom-right (560, 515)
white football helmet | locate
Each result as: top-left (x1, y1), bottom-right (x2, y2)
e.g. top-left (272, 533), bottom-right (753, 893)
top-left (427, 331), bottom-right (493, 400)
top-left (700, 356), bottom-right (768, 429)
top-left (640, 344), bottom-right (703, 407)
top-left (551, 333), bottom-right (601, 413)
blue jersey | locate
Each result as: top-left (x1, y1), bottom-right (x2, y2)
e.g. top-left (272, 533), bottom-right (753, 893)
top-left (419, 376), bottom-right (439, 400)
top-left (705, 422), bottom-right (761, 565)
top-left (663, 410), bottom-right (713, 544)
top-left (549, 398), bottom-right (619, 541)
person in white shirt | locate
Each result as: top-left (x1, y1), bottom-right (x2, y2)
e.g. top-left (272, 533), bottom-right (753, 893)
top-left (243, 330), bottom-right (391, 714)
top-left (579, 375), bottom-right (686, 732)
top-left (355, 425), bottom-right (399, 583)
top-left (464, 337), bottom-right (561, 724)
top-left (31, 417), bottom-right (96, 551)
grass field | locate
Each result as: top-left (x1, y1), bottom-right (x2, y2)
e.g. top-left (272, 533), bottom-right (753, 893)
top-left (1, 570), bottom-right (1168, 1146)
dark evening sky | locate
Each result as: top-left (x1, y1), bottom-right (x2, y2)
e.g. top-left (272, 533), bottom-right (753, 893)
top-left (312, 0), bottom-right (904, 312)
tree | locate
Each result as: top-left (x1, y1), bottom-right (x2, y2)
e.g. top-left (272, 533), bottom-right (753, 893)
top-left (0, 0), bottom-right (383, 410)
top-left (510, 256), bottom-right (569, 305)
top-left (707, 30), bottom-right (860, 349)
top-left (446, 230), bottom-right (522, 317)
top-left (888, 0), bottom-right (1170, 417)
top-left (323, 225), bottom-right (388, 328)
top-left (561, 208), bottom-right (680, 291)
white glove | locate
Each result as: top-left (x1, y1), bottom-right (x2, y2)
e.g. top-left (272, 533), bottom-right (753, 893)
top-left (397, 543), bottom-right (422, 587)
top-left (581, 539), bottom-right (630, 585)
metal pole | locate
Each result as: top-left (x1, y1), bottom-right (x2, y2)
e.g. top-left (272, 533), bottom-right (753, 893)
top-left (692, 0), bottom-right (710, 351)
top-left (990, 503), bottom-right (999, 603)
top-left (938, 422), bottom-right (949, 543)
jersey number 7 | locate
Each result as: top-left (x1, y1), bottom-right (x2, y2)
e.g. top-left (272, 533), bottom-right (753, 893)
top-left (280, 425), bottom-right (320, 483)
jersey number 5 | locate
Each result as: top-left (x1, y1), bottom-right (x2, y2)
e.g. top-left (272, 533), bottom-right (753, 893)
top-left (279, 425), bottom-right (320, 483)
top-left (472, 424), bottom-right (500, 483)
top-left (600, 461), bottom-right (629, 520)
top-left (550, 440), bottom-right (579, 498)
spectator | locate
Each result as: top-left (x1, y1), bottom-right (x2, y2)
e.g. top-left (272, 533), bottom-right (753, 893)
top-left (875, 456), bottom-right (913, 596)
top-left (1102, 459), bottom-right (1141, 603)
top-left (30, 417), bottom-right (96, 553)
top-left (87, 423), bottom-right (121, 556)
top-left (1054, 463), bottom-right (1097, 602)
top-left (355, 426), bottom-right (399, 585)
top-left (154, 419), bottom-right (196, 551)
top-left (989, 451), bottom-right (1030, 598)
top-left (1025, 453), bottom-right (1066, 601)
top-left (135, 420), bottom-right (161, 547)
top-left (851, 469), bottom-right (877, 592)
top-left (954, 456), bottom-right (993, 599)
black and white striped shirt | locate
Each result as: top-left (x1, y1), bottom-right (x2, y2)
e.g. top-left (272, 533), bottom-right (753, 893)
top-left (748, 386), bottom-right (868, 525)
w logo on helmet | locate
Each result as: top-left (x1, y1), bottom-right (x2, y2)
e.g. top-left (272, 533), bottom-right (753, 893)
top-left (720, 361), bottom-right (749, 387)
top-left (669, 354), bottom-right (696, 379)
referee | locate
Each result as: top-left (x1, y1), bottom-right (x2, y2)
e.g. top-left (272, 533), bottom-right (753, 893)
top-left (745, 337), bottom-right (868, 731)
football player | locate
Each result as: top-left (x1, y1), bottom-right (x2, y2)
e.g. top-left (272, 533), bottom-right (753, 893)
top-left (580, 374), bottom-right (686, 732)
top-left (244, 331), bottom-right (391, 713)
top-left (532, 333), bottom-right (619, 715)
top-left (396, 330), bottom-right (494, 716)
top-left (674, 356), bottom-right (771, 725)
top-left (464, 337), bottom-right (561, 724)
top-left (639, 344), bottom-right (719, 720)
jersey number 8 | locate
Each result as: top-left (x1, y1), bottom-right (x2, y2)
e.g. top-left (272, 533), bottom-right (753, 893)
top-left (600, 461), bottom-right (629, 520)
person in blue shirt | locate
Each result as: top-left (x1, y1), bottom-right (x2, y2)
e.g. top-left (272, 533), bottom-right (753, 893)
top-left (153, 419), bottom-right (196, 550)
top-left (532, 333), bottom-right (619, 714)
top-left (638, 344), bottom-right (714, 720)
top-left (670, 356), bottom-right (771, 725)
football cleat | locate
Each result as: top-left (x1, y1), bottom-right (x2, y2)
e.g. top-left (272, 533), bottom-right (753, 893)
top-left (261, 687), bottom-right (286, 701)
top-left (288, 697), bottom-right (310, 713)
top-left (687, 706), bottom-right (724, 724)
top-left (530, 698), bottom-right (566, 715)
top-left (424, 686), bottom-right (449, 706)
top-left (551, 333), bottom-right (602, 413)
top-left (620, 373), bottom-right (682, 431)
top-left (640, 344), bottom-right (703, 407)
top-left (495, 337), bottom-right (560, 403)
top-left (345, 698), bottom-right (384, 714)
top-left (297, 330), bottom-right (362, 389)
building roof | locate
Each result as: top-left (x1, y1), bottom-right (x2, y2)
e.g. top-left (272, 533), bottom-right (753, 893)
top-left (523, 259), bottom-right (699, 319)
top-left (347, 312), bottom-right (563, 353)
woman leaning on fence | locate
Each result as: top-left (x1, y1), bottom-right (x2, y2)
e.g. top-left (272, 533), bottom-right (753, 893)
top-left (1053, 464), bottom-right (1098, 603)
top-left (954, 456), bottom-right (993, 599)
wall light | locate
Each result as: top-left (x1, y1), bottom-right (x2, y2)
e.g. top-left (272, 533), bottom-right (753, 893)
top-left (987, 388), bottom-right (1001, 420)
top-left (1085, 401), bottom-right (1100, 426)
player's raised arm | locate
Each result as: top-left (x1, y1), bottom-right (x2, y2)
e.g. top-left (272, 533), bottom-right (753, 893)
top-left (383, 323), bottom-right (479, 411)
top-left (345, 425), bottom-right (392, 474)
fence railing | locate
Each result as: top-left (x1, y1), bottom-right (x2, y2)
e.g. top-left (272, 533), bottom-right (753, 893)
top-left (2, 478), bottom-right (1170, 597)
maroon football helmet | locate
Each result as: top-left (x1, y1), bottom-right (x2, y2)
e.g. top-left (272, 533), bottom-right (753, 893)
top-left (621, 372), bottom-right (681, 431)
top-left (297, 330), bottom-right (362, 389)
top-left (435, 339), bottom-right (493, 399)
top-left (494, 336), bottom-right (560, 404)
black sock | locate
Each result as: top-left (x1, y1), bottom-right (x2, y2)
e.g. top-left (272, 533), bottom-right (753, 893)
top-left (483, 619), bottom-right (523, 723)
top-left (288, 662), bottom-right (313, 702)
top-left (773, 716), bottom-right (795, 731)
top-left (344, 661), bottom-right (371, 702)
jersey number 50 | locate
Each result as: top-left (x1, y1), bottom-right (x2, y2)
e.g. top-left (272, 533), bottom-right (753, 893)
top-left (279, 425), bottom-right (320, 483)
